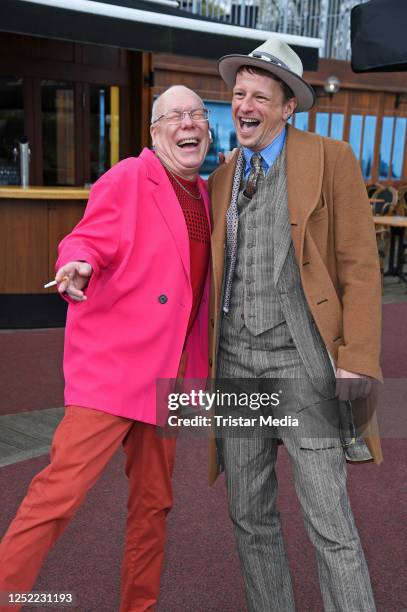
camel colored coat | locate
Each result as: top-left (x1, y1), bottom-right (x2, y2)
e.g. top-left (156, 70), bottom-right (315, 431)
top-left (207, 125), bottom-right (383, 484)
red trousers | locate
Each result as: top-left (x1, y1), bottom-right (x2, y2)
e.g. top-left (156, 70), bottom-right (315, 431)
top-left (0, 406), bottom-right (177, 612)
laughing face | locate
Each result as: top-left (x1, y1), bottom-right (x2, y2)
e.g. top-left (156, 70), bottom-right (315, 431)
top-left (150, 86), bottom-right (210, 180)
top-left (232, 70), bottom-right (297, 151)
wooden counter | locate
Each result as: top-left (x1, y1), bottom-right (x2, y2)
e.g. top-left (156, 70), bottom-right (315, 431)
top-left (0, 187), bottom-right (89, 327)
top-left (0, 186), bottom-right (90, 200)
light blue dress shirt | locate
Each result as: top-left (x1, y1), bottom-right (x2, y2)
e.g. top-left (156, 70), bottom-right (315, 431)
top-left (242, 128), bottom-right (286, 179)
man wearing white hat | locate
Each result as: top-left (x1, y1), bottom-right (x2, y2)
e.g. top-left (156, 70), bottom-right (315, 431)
top-left (208, 36), bottom-right (381, 611)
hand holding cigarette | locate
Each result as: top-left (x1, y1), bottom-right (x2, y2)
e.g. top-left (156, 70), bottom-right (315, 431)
top-left (48, 261), bottom-right (93, 302)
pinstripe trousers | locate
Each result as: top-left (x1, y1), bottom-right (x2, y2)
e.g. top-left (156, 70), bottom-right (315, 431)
top-left (217, 313), bottom-right (376, 612)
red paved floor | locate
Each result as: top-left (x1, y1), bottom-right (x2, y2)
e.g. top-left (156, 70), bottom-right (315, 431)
top-left (0, 303), bottom-right (406, 610)
top-left (0, 329), bottom-right (64, 416)
top-left (0, 437), bottom-right (405, 611)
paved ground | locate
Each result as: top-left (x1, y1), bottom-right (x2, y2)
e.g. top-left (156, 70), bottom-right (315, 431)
top-left (382, 275), bottom-right (407, 303)
top-left (0, 407), bottom-right (64, 467)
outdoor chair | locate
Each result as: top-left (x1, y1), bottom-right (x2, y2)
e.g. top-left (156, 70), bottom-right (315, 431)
top-left (396, 185), bottom-right (407, 216)
top-left (370, 186), bottom-right (398, 216)
top-left (375, 226), bottom-right (390, 292)
top-left (366, 182), bottom-right (384, 199)
top-left (370, 187), bottom-right (398, 291)
top-left (396, 185), bottom-right (407, 269)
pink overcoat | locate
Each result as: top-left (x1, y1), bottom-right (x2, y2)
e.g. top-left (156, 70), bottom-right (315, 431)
top-left (56, 148), bottom-right (210, 423)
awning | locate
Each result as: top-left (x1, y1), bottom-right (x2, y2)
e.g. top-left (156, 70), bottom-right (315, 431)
top-left (0, 0), bottom-right (320, 69)
top-left (351, 0), bottom-right (407, 72)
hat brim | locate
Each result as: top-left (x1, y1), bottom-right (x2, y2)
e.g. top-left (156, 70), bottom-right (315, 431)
top-left (218, 54), bottom-right (315, 112)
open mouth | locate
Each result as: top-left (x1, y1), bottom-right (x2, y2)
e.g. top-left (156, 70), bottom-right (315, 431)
top-left (177, 138), bottom-right (199, 149)
top-left (239, 117), bottom-right (261, 132)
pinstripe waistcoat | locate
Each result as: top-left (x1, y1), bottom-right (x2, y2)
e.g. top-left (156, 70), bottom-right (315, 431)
top-left (225, 148), bottom-right (335, 397)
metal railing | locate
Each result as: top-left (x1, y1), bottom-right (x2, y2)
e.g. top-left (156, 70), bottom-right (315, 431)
top-left (178, 0), bottom-right (369, 60)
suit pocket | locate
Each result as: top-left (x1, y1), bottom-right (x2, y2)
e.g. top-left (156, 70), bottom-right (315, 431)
top-left (297, 397), bottom-right (342, 450)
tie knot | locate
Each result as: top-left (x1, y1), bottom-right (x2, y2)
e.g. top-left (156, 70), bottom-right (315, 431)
top-left (243, 153), bottom-right (264, 200)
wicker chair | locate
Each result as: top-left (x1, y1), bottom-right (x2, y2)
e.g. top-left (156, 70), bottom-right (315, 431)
top-left (370, 187), bottom-right (398, 291)
top-left (396, 185), bottom-right (407, 270)
top-left (375, 227), bottom-right (390, 292)
top-left (396, 185), bottom-right (407, 216)
top-left (366, 182), bottom-right (384, 199)
top-left (370, 185), bottom-right (398, 216)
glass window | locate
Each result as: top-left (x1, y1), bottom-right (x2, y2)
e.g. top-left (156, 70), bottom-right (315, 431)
top-left (349, 115), bottom-right (363, 159)
top-left (379, 116), bottom-right (394, 180)
top-left (202, 101), bottom-right (236, 178)
top-left (315, 112), bottom-right (329, 137)
top-left (294, 112), bottom-right (309, 131)
top-left (391, 117), bottom-right (407, 179)
top-left (330, 113), bottom-right (344, 140)
top-left (361, 115), bottom-right (376, 179)
top-left (0, 77), bottom-right (24, 185)
top-left (42, 80), bottom-right (75, 185)
top-left (90, 85), bottom-right (120, 182)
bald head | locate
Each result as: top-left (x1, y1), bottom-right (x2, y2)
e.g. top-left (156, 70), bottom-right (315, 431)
top-left (151, 86), bottom-right (204, 123)
top-left (149, 84), bottom-right (210, 180)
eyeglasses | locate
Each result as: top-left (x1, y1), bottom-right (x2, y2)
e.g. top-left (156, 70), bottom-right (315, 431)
top-left (152, 108), bottom-right (209, 125)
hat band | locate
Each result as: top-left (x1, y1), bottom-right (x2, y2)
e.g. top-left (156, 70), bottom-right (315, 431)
top-left (249, 51), bottom-right (291, 72)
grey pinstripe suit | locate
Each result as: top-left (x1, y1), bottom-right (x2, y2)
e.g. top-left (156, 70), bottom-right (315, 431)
top-left (217, 149), bottom-right (376, 611)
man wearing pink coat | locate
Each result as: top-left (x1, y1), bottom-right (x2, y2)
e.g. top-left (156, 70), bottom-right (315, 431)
top-left (0, 85), bottom-right (211, 612)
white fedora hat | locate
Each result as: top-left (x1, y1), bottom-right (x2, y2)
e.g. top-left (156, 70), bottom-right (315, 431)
top-left (218, 36), bottom-right (315, 112)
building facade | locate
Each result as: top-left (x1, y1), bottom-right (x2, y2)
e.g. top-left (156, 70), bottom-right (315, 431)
top-left (0, 0), bottom-right (406, 327)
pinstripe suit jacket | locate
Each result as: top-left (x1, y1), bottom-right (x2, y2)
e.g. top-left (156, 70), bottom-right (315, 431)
top-left (207, 125), bottom-right (383, 484)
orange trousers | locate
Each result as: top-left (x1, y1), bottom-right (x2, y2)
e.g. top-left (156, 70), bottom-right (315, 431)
top-left (0, 406), bottom-right (177, 612)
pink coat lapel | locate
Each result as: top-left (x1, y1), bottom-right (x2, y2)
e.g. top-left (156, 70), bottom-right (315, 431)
top-left (140, 149), bottom-right (190, 280)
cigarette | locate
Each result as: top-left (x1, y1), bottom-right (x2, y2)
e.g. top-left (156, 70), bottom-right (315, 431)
top-left (44, 275), bottom-right (69, 289)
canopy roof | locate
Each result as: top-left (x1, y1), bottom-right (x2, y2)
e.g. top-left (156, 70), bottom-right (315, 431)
top-left (0, 0), bottom-right (320, 68)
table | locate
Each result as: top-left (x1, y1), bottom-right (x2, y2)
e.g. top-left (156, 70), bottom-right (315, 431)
top-left (373, 216), bottom-right (407, 284)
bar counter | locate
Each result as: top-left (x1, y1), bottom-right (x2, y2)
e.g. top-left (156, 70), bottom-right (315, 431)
top-left (0, 186), bottom-right (89, 327)
top-left (0, 186), bottom-right (90, 200)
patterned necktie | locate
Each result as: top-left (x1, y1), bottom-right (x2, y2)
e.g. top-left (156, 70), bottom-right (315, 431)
top-left (243, 153), bottom-right (264, 199)
top-left (223, 150), bottom-right (245, 314)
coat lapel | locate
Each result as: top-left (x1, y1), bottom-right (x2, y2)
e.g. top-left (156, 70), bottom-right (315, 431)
top-left (209, 150), bottom-right (240, 305)
top-left (273, 203), bottom-right (291, 285)
top-left (141, 149), bottom-right (190, 280)
top-left (273, 151), bottom-right (291, 285)
top-left (286, 125), bottom-right (324, 264)
top-left (198, 176), bottom-right (211, 233)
